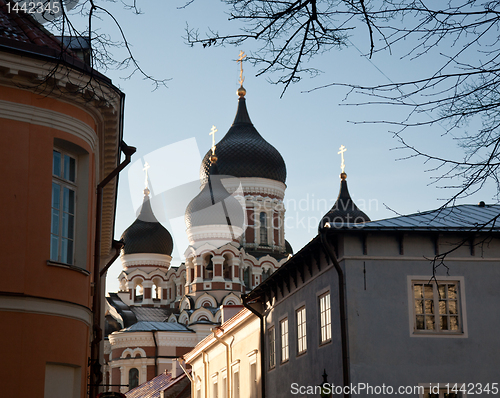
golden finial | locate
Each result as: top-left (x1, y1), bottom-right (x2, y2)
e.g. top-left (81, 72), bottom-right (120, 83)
top-left (143, 162), bottom-right (151, 195)
top-left (210, 125), bottom-right (217, 156)
top-left (338, 145), bottom-right (347, 179)
top-left (237, 51), bottom-right (247, 97)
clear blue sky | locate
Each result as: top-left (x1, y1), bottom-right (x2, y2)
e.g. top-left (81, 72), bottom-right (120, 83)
top-left (61, 2), bottom-right (497, 293)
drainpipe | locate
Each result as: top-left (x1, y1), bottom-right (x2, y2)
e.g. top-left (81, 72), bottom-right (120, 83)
top-left (203, 352), bottom-right (209, 398)
top-left (241, 295), bottom-right (266, 398)
top-left (211, 327), bottom-right (233, 398)
top-left (99, 239), bottom-right (124, 277)
top-left (177, 358), bottom-right (194, 398)
top-left (90, 141), bottom-right (136, 398)
top-left (152, 331), bottom-right (158, 376)
top-left (319, 230), bottom-right (350, 398)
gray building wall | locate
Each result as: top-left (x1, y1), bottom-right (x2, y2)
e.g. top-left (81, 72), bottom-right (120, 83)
top-left (263, 251), bottom-right (343, 397)
top-left (343, 233), bottom-right (500, 395)
top-left (263, 231), bottom-right (500, 397)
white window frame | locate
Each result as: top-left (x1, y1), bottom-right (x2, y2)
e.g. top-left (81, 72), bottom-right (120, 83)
top-left (51, 148), bottom-right (77, 265)
top-left (296, 306), bottom-right (307, 355)
top-left (408, 276), bottom-right (468, 338)
top-left (259, 211), bottom-right (268, 246)
top-left (280, 317), bottom-right (289, 363)
top-left (212, 372), bottom-right (218, 398)
top-left (319, 291), bottom-right (332, 344)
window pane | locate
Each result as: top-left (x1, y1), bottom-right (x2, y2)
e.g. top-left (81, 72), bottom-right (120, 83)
top-left (62, 213), bottom-right (74, 239)
top-left (53, 150), bottom-right (61, 177)
top-left (448, 300), bottom-right (457, 314)
top-left (425, 299), bottom-right (434, 314)
top-left (51, 209), bottom-right (59, 235)
top-left (61, 239), bottom-right (68, 263)
top-left (450, 316), bottom-right (459, 330)
top-left (52, 183), bottom-right (60, 209)
top-left (439, 300), bottom-right (447, 314)
top-left (440, 315), bottom-right (448, 330)
top-left (416, 315), bottom-right (425, 329)
top-left (414, 284), bottom-right (423, 298)
top-left (63, 187), bottom-right (75, 214)
top-left (448, 285), bottom-right (457, 299)
top-left (62, 238), bottom-right (74, 264)
top-left (426, 315), bottom-right (435, 330)
top-left (64, 155), bottom-right (76, 182)
top-left (415, 300), bottom-right (423, 314)
top-left (438, 284), bottom-right (446, 299)
top-left (50, 235), bottom-right (59, 261)
top-left (424, 284), bottom-right (433, 298)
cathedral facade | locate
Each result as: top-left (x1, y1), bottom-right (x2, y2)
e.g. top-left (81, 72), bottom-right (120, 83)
top-left (104, 84), bottom-right (293, 393)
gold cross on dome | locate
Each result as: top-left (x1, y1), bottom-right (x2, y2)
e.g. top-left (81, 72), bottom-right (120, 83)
top-left (338, 145), bottom-right (347, 173)
top-left (210, 125), bottom-right (218, 156)
top-left (237, 50), bottom-right (247, 86)
top-left (143, 161), bottom-right (151, 191)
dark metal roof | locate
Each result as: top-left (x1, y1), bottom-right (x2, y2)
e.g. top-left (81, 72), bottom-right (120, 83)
top-left (200, 96), bottom-right (287, 184)
top-left (121, 321), bottom-right (193, 333)
top-left (130, 306), bottom-right (173, 322)
top-left (121, 194), bottom-right (174, 255)
top-left (185, 162), bottom-right (245, 230)
top-left (319, 175), bottom-right (370, 230)
top-left (326, 203), bottom-right (500, 231)
top-left (106, 293), bottom-right (138, 328)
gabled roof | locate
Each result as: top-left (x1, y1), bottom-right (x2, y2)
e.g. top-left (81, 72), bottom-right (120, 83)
top-left (325, 203), bottom-right (500, 232)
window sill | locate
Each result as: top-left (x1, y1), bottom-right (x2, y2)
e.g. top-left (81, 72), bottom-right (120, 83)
top-left (297, 350), bottom-right (307, 358)
top-left (319, 339), bottom-right (332, 347)
top-left (411, 331), bottom-right (466, 338)
top-left (47, 260), bottom-right (90, 276)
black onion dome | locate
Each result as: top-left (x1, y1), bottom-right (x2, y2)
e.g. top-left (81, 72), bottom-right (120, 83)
top-left (319, 174), bottom-right (370, 230)
top-left (121, 193), bottom-right (174, 255)
top-left (200, 96), bottom-right (286, 184)
top-left (186, 161), bottom-right (245, 230)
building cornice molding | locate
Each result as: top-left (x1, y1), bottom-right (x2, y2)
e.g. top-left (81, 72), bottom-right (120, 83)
top-left (121, 253), bottom-right (172, 269)
top-left (109, 331), bottom-right (198, 349)
top-left (0, 99), bottom-right (98, 150)
top-left (0, 293), bottom-right (92, 326)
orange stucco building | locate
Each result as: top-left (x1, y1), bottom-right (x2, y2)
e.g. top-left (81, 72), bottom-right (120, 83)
top-left (0, 1), bottom-right (128, 397)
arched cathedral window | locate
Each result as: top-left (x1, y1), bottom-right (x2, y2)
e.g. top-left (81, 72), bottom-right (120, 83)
top-left (129, 368), bottom-right (139, 390)
top-left (260, 212), bottom-right (268, 245)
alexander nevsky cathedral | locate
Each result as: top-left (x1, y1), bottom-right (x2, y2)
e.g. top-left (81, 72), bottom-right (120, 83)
top-left (103, 59), bottom-right (294, 391)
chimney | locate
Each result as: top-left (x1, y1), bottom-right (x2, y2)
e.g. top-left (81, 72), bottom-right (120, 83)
top-left (221, 305), bottom-right (244, 323)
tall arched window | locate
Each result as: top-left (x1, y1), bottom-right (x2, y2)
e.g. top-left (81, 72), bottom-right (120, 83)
top-left (205, 255), bottom-right (214, 280)
top-left (223, 256), bottom-right (231, 280)
top-left (260, 212), bottom-right (268, 245)
top-left (129, 368), bottom-right (139, 390)
top-left (244, 267), bottom-right (251, 289)
top-left (262, 268), bottom-right (271, 281)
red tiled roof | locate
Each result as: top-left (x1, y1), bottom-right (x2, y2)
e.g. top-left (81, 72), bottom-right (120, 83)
top-left (125, 371), bottom-right (191, 398)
